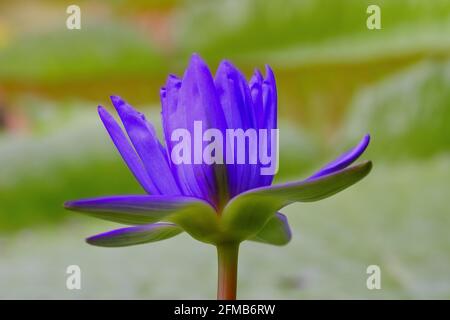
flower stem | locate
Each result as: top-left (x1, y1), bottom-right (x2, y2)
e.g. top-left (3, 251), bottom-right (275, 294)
top-left (216, 243), bottom-right (239, 300)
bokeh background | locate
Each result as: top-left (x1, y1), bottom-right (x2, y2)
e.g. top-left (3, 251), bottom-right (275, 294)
top-left (0, 0), bottom-right (449, 299)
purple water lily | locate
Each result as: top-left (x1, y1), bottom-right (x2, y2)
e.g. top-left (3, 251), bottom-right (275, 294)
top-left (65, 54), bottom-right (372, 299)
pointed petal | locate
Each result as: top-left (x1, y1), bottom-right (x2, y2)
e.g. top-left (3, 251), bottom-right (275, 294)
top-left (97, 106), bottom-right (155, 194)
top-left (215, 60), bottom-right (257, 130)
top-left (259, 65), bottom-right (278, 187)
top-left (262, 65), bottom-right (277, 130)
top-left (215, 60), bottom-right (259, 196)
top-left (162, 54), bottom-right (228, 205)
top-left (222, 161), bottom-right (372, 241)
top-left (249, 212), bottom-right (292, 246)
top-left (248, 69), bottom-right (264, 127)
top-left (308, 134), bottom-right (371, 180)
top-left (64, 195), bottom-right (210, 225)
top-left (110, 96), bottom-right (181, 195)
top-left (86, 223), bottom-right (182, 247)
top-left (160, 74), bottom-right (182, 154)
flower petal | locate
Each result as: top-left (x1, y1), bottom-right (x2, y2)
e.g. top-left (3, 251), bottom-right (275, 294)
top-left (86, 223), bottom-right (182, 247)
top-left (259, 65), bottom-right (278, 187)
top-left (307, 134), bottom-right (370, 180)
top-left (64, 195), bottom-right (210, 225)
top-left (214, 60), bottom-right (259, 196)
top-left (248, 69), bottom-right (264, 127)
top-left (160, 74), bottom-right (182, 161)
top-left (249, 212), bottom-right (292, 246)
top-left (222, 161), bottom-right (372, 241)
top-left (215, 60), bottom-right (257, 130)
top-left (162, 54), bottom-right (228, 206)
top-left (110, 95), bottom-right (181, 196)
top-left (97, 106), bottom-right (155, 194)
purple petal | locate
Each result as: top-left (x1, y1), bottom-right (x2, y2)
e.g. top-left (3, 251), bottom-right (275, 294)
top-left (86, 223), bottom-right (182, 247)
top-left (259, 65), bottom-right (278, 187)
top-left (110, 96), bottom-right (181, 196)
top-left (65, 194), bottom-right (207, 225)
top-left (248, 69), bottom-right (264, 128)
top-left (161, 74), bottom-right (181, 146)
top-left (222, 161), bottom-right (372, 240)
top-left (262, 65), bottom-right (277, 129)
top-left (162, 54), bottom-right (228, 206)
top-left (250, 161), bottom-right (372, 207)
top-left (160, 74), bottom-right (185, 187)
top-left (307, 134), bottom-right (370, 180)
top-left (215, 60), bottom-right (257, 130)
top-left (214, 60), bottom-right (260, 196)
top-left (97, 106), bottom-right (156, 194)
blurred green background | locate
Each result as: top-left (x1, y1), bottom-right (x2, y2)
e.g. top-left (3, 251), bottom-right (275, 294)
top-left (0, 0), bottom-right (449, 299)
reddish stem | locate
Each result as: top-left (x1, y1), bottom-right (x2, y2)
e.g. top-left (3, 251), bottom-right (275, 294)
top-left (216, 243), bottom-right (239, 300)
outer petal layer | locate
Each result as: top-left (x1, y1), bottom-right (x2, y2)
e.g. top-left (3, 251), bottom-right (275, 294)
top-left (97, 106), bottom-right (155, 194)
top-left (110, 96), bottom-right (181, 195)
top-left (86, 223), bottom-right (182, 247)
top-left (64, 195), bottom-right (211, 225)
top-left (222, 161), bottom-right (372, 241)
top-left (307, 134), bottom-right (370, 180)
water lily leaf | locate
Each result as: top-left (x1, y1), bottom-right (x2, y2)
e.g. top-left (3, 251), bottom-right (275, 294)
top-left (344, 60), bottom-right (450, 159)
top-left (86, 223), bottom-right (182, 247)
top-left (0, 25), bottom-right (164, 82)
top-left (249, 212), bottom-right (292, 246)
top-left (222, 161), bottom-right (372, 241)
top-left (179, 0), bottom-right (450, 66)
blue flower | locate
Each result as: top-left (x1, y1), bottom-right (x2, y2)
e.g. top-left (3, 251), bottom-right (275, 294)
top-left (65, 54), bottom-right (372, 299)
